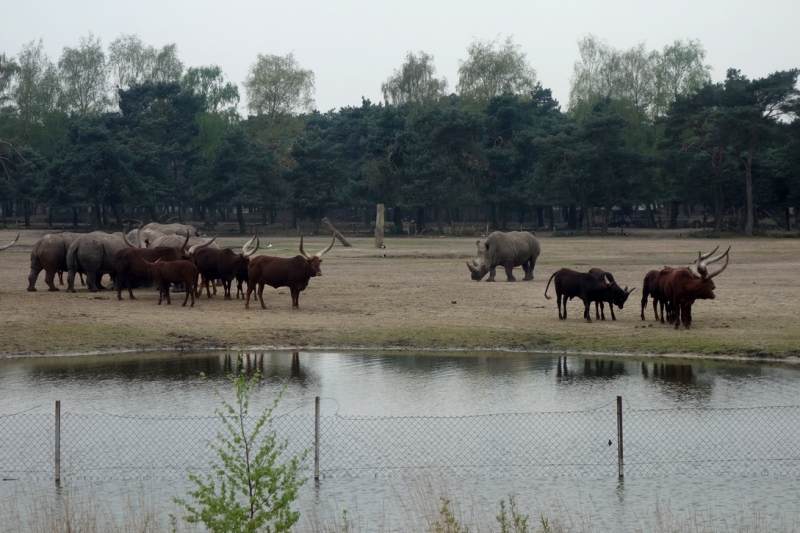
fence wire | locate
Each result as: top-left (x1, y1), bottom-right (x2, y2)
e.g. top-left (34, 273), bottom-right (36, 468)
top-left (1, 403), bottom-right (799, 481)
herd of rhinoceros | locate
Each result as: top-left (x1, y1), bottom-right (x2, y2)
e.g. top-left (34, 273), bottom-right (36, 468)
top-left (2, 226), bottom-right (728, 327)
top-left (466, 230), bottom-right (729, 330)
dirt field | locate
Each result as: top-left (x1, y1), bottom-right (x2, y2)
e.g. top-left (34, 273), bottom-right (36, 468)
top-left (1, 228), bottom-right (799, 362)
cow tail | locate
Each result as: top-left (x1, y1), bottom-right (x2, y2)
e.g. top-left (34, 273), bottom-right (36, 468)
top-left (544, 271), bottom-right (557, 300)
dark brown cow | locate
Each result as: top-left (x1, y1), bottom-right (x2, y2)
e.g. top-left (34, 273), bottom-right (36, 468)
top-left (544, 268), bottom-right (616, 322)
top-left (664, 246), bottom-right (730, 330)
top-left (142, 259), bottom-right (198, 307)
top-left (641, 267), bottom-right (676, 323)
top-left (587, 268), bottom-right (635, 320)
top-left (113, 231), bottom-right (190, 300)
top-left (245, 236), bottom-right (335, 309)
top-left (193, 233), bottom-right (258, 300)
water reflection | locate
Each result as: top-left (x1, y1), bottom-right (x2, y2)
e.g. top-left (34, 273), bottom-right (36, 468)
top-left (2, 351), bottom-right (798, 417)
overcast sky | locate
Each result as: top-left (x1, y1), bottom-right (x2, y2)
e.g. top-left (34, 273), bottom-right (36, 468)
top-left (4, 0), bottom-right (799, 113)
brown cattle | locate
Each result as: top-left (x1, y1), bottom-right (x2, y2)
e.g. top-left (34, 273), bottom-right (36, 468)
top-left (641, 247), bottom-right (720, 323)
top-left (641, 267), bottom-right (676, 323)
top-left (544, 268), bottom-right (616, 322)
top-left (587, 267), bottom-right (635, 320)
top-left (245, 236), bottom-right (335, 309)
top-left (193, 233), bottom-right (258, 300)
top-left (113, 231), bottom-right (190, 300)
top-left (142, 259), bottom-right (198, 307)
top-left (663, 246), bottom-right (730, 330)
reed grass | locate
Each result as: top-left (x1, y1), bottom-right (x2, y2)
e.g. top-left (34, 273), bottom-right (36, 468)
top-left (2, 478), bottom-right (797, 532)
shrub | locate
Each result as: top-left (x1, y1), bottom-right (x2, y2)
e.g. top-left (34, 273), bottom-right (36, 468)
top-left (174, 371), bottom-right (309, 533)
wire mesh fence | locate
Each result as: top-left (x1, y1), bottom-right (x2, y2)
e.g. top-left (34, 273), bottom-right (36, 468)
top-left (2, 400), bottom-right (799, 481)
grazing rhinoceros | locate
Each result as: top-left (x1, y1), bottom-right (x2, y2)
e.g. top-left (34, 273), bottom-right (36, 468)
top-left (28, 232), bottom-right (83, 291)
top-left (466, 231), bottom-right (541, 282)
top-left (66, 232), bottom-right (129, 292)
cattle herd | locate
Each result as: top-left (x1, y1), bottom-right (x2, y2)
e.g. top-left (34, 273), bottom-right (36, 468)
top-left (2, 227), bottom-right (729, 329)
top-left (16, 222), bottom-right (335, 309)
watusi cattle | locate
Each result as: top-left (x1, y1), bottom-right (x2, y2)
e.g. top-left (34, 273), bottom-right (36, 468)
top-left (193, 233), bottom-right (259, 299)
top-left (587, 267), bottom-right (635, 321)
top-left (245, 235), bottom-right (335, 309)
top-left (640, 247), bottom-right (719, 323)
top-left (544, 268), bottom-right (616, 322)
top-left (142, 259), bottom-right (198, 307)
top-left (113, 231), bottom-right (190, 300)
top-left (664, 246), bottom-right (730, 330)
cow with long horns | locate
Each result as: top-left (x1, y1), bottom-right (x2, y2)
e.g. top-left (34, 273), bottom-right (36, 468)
top-left (663, 246), bottom-right (731, 330)
top-left (245, 235), bottom-right (335, 309)
top-left (193, 233), bottom-right (259, 300)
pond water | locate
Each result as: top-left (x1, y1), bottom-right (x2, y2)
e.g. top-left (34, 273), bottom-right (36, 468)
top-left (1, 349), bottom-right (799, 531)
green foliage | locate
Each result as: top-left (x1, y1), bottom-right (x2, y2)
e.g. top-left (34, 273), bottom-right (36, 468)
top-left (174, 371), bottom-right (309, 533)
top-left (496, 495), bottom-right (530, 533)
top-left (244, 53), bottom-right (315, 117)
top-left (381, 51), bottom-right (448, 106)
top-left (456, 36), bottom-right (537, 109)
top-left (432, 497), bottom-right (469, 533)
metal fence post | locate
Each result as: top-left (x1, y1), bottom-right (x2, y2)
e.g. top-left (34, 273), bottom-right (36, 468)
top-left (314, 396), bottom-right (320, 481)
top-left (55, 400), bottom-right (61, 483)
top-left (617, 395), bottom-right (624, 479)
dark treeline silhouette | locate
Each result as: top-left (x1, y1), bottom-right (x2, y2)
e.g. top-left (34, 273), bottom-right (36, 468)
top-left (1, 53), bottom-right (798, 236)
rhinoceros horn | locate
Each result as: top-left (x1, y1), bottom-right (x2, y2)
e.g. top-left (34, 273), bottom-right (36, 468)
top-left (466, 261), bottom-right (477, 273)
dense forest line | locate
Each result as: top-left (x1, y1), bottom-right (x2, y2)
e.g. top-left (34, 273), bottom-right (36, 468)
top-left (0, 33), bottom-right (798, 235)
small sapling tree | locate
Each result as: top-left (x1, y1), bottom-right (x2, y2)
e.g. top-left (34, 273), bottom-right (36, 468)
top-left (175, 370), bottom-right (309, 532)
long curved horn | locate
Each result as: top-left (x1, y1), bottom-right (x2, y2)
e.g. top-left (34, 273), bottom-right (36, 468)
top-left (703, 245), bottom-right (730, 266)
top-left (0, 233), bottom-right (19, 251)
top-left (242, 231), bottom-right (259, 257)
top-left (188, 235), bottom-right (217, 255)
top-left (122, 231), bottom-right (137, 248)
top-left (466, 261), bottom-right (477, 273)
top-left (705, 246), bottom-right (731, 280)
top-left (315, 235), bottom-right (336, 258)
top-left (693, 246), bottom-right (720, 264)
top-left (299, 236), bottom-right (311, 259)
top-left (476, 240), bottom-right (481, 253)
top-left (179, 229), bottom-right (190, 255)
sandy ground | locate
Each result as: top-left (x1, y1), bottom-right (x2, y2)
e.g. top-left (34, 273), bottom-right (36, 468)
top-left (1, 228), bottom-right (799, 361)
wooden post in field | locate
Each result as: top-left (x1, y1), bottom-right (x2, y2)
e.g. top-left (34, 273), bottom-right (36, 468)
top-left (55, 400), bottom-right (61, 483)
top-left (321, 217), bottom-right (352, 247)
top-left (375, 204), bottom-right (385, 248)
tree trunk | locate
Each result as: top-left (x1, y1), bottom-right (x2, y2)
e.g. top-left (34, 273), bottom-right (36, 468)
top-left (669, 201), bottom-right (680, 229)
top-left (714, 189), bottom-right (724, 232)
top-left (744, 150), bottom-right (754, 236)
top-left (415, 207), bottom-right (425, 233)
top-left (236, 205), bottom-right (246, 234)
top-left (322, 217), bottom-right (352, 247)
top-left (601, 205), bottom-right (610, 234)
top-left (393, 206), bottom-right (403, 235)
